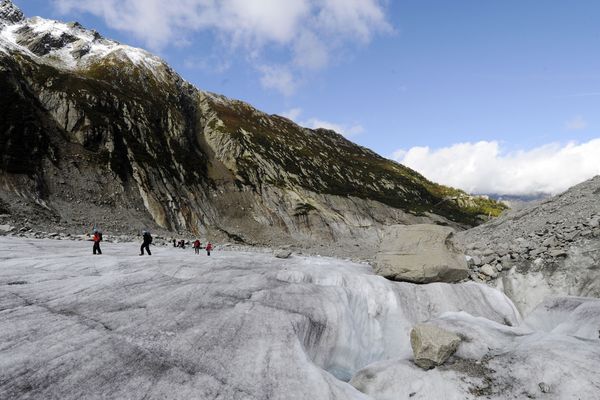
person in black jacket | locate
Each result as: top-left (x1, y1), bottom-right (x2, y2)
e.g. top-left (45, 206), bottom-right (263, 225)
top-left (140, 230), bottom-right (152, 256)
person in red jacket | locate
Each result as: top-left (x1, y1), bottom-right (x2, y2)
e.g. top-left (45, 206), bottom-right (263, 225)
top-left (92, 229), bottom-right (102, 255)
top-left (206, 242), bottom-right (213, 256)
top-left (193, 239), bottom-right (201, 254)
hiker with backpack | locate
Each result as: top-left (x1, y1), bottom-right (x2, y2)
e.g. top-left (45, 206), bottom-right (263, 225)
top-left (140, 230), bottom-right (152, 256)
top-left (193, 239), bottom-right (201, 254)
top-left (92, 228), bottom-right (102, 255)
top-left (206, 242), bottom-right (213, 256)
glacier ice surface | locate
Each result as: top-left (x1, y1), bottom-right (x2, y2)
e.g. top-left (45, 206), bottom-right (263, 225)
top-left (0, 237), bottom-right (598, 399)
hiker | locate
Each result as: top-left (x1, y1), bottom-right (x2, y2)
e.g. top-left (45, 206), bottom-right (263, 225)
top-left (206, 242), bottom-right (213, 256)
top-left (193, 239), bottom-right (201, 254)
top-left (92, 229), bottom-right (102, 255)
top-left (140, 230), bottom-right (152, 256)
top-left (172, 239), bottom-right (177, 247)
top-left (179, 239), bottom-right (186, 249)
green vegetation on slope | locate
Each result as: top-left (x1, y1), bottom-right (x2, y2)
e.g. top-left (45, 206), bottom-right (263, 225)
top-left (207, 98), bottom-right (506, 225)
top-left (1, 47), bottom-right (504, 228)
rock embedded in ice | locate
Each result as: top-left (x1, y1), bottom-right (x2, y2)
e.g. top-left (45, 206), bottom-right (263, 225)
top-left (480, 264), bottom-right (498, 278)
top-left (410, 324), bottom-right (461, 369)
top-left (374, 224), bottom-right (468, 283)
top-left (538, 382), bottom-right (551, 393)
top-left (275, 249), bottom-right (292, 259)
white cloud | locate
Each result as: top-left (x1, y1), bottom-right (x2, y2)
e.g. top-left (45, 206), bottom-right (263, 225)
top-left (258, 65), bottom-right (299, 97)
top-left (316, 0), bottom-right (392, 43)
top-left (292, 30), bottom-right (330, 70)
top-left (565, 115), bottom-right (588, 131)
top-left (281, 108), bottom-right (364, 137)
top-left (281, 108), bottom-right (303, 121)
top-left (53, 0), bottom-right (392, 94)
top-left (54, 0), bottom-right (310, 50)
top-left (392, 139), bottom-right (600, 196)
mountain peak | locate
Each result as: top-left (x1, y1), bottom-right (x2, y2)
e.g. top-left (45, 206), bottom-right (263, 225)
top-left (0, 0), bottom-right (23, 24)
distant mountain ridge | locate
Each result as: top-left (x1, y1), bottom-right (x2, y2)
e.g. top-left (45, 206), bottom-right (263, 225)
top-left (0, 0), bottom-right (504, 251)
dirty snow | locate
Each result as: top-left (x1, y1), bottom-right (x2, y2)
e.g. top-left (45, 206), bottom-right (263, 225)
top-left (1, 237), bottom-right (598, 399)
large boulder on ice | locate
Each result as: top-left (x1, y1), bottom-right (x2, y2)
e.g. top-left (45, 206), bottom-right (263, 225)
top-left (374, 224), bottom-right (469, 283)
top-left (410, 324), bottom-right (461, 369)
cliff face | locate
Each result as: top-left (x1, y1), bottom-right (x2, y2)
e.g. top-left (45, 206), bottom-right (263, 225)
top-left (0, 1), bottom-right (504, 249)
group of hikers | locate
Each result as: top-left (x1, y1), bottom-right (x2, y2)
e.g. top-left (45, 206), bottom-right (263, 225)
top-left (173, 238), bottom-right (213, 256)
top-left (90, 228), bottom-right (213, 256)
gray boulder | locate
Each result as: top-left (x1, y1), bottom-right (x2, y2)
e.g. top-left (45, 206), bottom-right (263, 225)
top-left (410, 323), bottom-right (461, 369)
top-left (482, 254), bottom-right (496, 265)
top-left (0, 224), bottom-right (14, 233)
top-left (548, 249), bottom-right (568, 258)
top-left (542, 236), bottom-right (557, 247)
top-left (539, 382), bottom-right (551, 393)
top-left (275, 250), bottom-right (292, 259)
top-left (480, 264), bottom-right (498, 278)
top-left (373, 224), bottom-right (469, 283)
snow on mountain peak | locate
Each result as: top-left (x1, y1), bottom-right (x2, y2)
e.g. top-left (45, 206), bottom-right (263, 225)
top-left (0, 0), bottom-right (23, 25)
top-left (0, 2), bottom-right (168, 80)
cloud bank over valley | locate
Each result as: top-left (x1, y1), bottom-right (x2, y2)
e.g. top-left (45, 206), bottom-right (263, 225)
top-left (392, 139), bottom-right (600, 197)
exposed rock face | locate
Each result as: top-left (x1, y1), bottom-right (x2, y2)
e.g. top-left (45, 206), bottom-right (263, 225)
top-left (410, 324), bottom-right (461, 369)
top-left (455, 176), bottom-right (600, 314)
top-left (374, 224), bottom-right (469, 283)
top-left (0, 1), bottom-right (505, 254)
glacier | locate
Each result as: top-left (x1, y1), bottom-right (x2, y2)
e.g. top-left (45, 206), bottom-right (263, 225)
top-left (1, 236), bottom-right (599, 399)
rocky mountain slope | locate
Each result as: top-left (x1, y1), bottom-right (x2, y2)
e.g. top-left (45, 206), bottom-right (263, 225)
top-left (0, 0), bottom-right (503, 252)
top-left (455, 175), bottom-right (600, 314)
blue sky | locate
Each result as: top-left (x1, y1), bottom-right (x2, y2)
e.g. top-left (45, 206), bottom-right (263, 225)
top-left (13, 0), bottom-right (600, 195)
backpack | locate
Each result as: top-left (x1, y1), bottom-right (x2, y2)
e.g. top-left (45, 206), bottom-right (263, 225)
top-left (98, 232), bottom-right (103, 241)
top-left (145, 233), bottom-right (153, 243)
